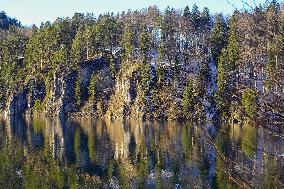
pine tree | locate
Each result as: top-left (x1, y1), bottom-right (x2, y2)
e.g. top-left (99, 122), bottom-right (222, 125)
top-left (182, 78), bottom-right (195, 119)
top-left (191, 4), bottom-right (201, 31)
top-left (121, 23), bottom-right (135, 62)
top-left (71, 28), bottom-right (86, 67)
top-left (215, 49), bottom-right (229, 117)
top-left (242, 88), bottom-right (258, 119)
top-left (52, 44), bottom-right (69, 71)
top-left (88, 73), bottom-right (97, 100)
top-left (211, 14), bottom-right (227, 64)
top-left (75, 74), bottom-right (82, 107)
top-left (183, 6), bottom-right (191, 17)
top-left (139, 25), bottom-right (150, 64)
top-left (200, 7), bottom-right (211, 32)
top-left (215, 15), bottom-right (239, 118)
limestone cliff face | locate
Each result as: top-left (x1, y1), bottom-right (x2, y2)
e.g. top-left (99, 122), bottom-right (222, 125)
top-left (105, 63), bottom-right (143, 119)
top-left (3, 78), bottom-right (44, 116)
top-left (1, 57), bottom-right (215, 120)
top-left (45, 72), bottom-right (75, 116)
top-left (6, 91), bottom-right (28, 116)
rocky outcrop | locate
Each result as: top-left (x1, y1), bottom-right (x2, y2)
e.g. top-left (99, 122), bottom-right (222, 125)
top-left (5, 91), bottom-right (28, 116)
top-left (1, 56), bottom-right (216, 120)
top-left (106, 63), bottom-right (142, 119)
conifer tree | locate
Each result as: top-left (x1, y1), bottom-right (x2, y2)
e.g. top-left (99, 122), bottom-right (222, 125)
top-left (211, 14), bottom-right (227, 64)
top-left (215, 15), bottom-right (240, 118)
top-left (88, 73), bottom-right (98, 100)
top-left (71, 28), bottom-right (86, 67)
top-left (121, 23), bottom-right (135, 62)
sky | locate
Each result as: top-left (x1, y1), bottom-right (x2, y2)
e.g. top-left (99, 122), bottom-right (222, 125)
top-left (1, 0), bottom-right (268, 26)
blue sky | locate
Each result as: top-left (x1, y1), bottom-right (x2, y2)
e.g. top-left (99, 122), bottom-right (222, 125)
top-left (1, 0), bottom-right (268, 26)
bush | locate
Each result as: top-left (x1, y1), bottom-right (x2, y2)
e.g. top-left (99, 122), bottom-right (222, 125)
top-left (182, 79), bottom-right (195, 118)
top-left (241, 88), bottom-right (258, 119)
top-left (75, 74), bottom-right (82, 106)
top-left (88, 73), bottom-right (97, 100)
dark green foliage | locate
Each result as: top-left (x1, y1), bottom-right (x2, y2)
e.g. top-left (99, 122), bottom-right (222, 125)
top-left (0, 26), bottom-right (28, 97)
top-left (0, 3), bottom-right (284, 121)
top-left (71, 28), bottom-right (87, 67)
top-left (88, 73), bottom-right (98, 100)
top-left (156, 66), bottom-right (166, 85)
top-left (139, 25), bottom-right (150, 64)
top-left (121, 23), bottom-right (135, 61)
top-left (140, 64), bottom-right (151, 92)
top-left (182, 79), bottom-right (195, 118)
top-left (75, 74), bottom-right (82, 106)
top-left (215, 15), bottom-right (240, 118)
top-left (0, 11), bottom-right (21, 29)
top-left (211, 14), bottom-right (227, 64)
top-left (109, 57), bottom-right (116, 78)
top-left (137, 139), bottom-right (148, 189)
top-left (183, 6), bottom-right (190, 17)
top-left (215, 49), bottom-right (229, 117)
top-left (242, 88), bottom-right (258, 119)
top-left (183, 76), bottom-right (206, 120)
top-left (266, 34), bottom-right (284, 90)
top-left (107, 159), bottom-right (114, 180)
top-left (118, 163), bottom-right (131, 189)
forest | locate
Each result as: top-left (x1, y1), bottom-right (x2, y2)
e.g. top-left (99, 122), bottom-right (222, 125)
top-left (0, 0), bottom-right (284, 123)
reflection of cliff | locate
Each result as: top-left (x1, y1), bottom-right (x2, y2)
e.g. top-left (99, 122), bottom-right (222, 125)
top-left (1, 117), bottom-right (283, 188)
top-left (27, 117), bottom-right (65, 161)
top-left (104, 119), bottom-right (142, 160)
top-left (45, 118), bottom-right (65, 160)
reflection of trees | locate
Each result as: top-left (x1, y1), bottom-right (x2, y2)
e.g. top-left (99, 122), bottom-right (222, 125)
top-left (0, 117), bottom-right (283, 188)
top-left (209, 122), bottom-right (284, 188)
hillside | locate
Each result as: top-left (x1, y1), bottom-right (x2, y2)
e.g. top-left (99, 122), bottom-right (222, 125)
top-left (0, 1), bottom-right (284, 122)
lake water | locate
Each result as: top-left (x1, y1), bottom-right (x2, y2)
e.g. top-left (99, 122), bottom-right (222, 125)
top-left (0, 117), bottom-right (283, 188)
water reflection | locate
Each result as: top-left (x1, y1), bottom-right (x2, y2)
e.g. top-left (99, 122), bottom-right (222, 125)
top-left (0, 117), bottom-right (283, 188)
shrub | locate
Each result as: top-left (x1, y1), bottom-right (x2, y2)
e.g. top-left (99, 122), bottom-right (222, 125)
top-left (242, 88), bottom-right (258, 119)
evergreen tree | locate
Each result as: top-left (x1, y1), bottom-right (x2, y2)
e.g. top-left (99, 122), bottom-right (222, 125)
top-left (191, 4), bottom-right (201, 31)
top-left (75, 74), bottom-right (82, 107)
top-left (211, 14), bottom-right (227, 64)
top-left (242, 88), bottom-right (258, 119)
top-left (71, 28), bottom-right (86, 67)
top-left (139, 25), bottom-right (150, 64)
top-left (215, 15), bottom-right (239, 118)
top-left (88, 73), bottom-right (98, 100)
top-left (121, 23), bottom-right (135, 62)
top-left (182, 78), bottom-right (195, 119)
top-left (183, 6), bottom-right (191, 17)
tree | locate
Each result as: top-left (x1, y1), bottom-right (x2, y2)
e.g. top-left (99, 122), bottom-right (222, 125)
top-left (75, 74), bottom-right (82, 107)
top-left (160, 7), bottom-right (180, 64)
top-left (242, 88), bottom-right (258, 119)
top-left (0, 11), bottom-right (21, 29)
top-left (191, 4), bottom-right (201, 31)
top-left (215, 16), bottom-right (239, 118)
top-left (139, 25), bottom-right (150, 64)
top-left (71, 28), bottom-right (86, 67)
top-left (183, 6), bottom-right (191, 17)
top-left (182, 78), bottom-right (195, 119)
top-left (88, 73), bottom-right (98, 100)
top-left (121, 23), bottom-right (135, 62)
top-left (200, 7), bottom-right (212, 32)
top-left (211, 14), bottom-right (227, 64)
top-left (52, 44), bottom-right (69, 71)
top-left (215, 49), bottom-right (229, 117)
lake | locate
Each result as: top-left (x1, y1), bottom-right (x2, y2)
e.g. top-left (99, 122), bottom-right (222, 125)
top-left (0, 117), bottom-right (283, 188)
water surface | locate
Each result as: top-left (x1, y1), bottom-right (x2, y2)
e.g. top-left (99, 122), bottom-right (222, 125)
top-left (0, 117), bottom-right (283, 188)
